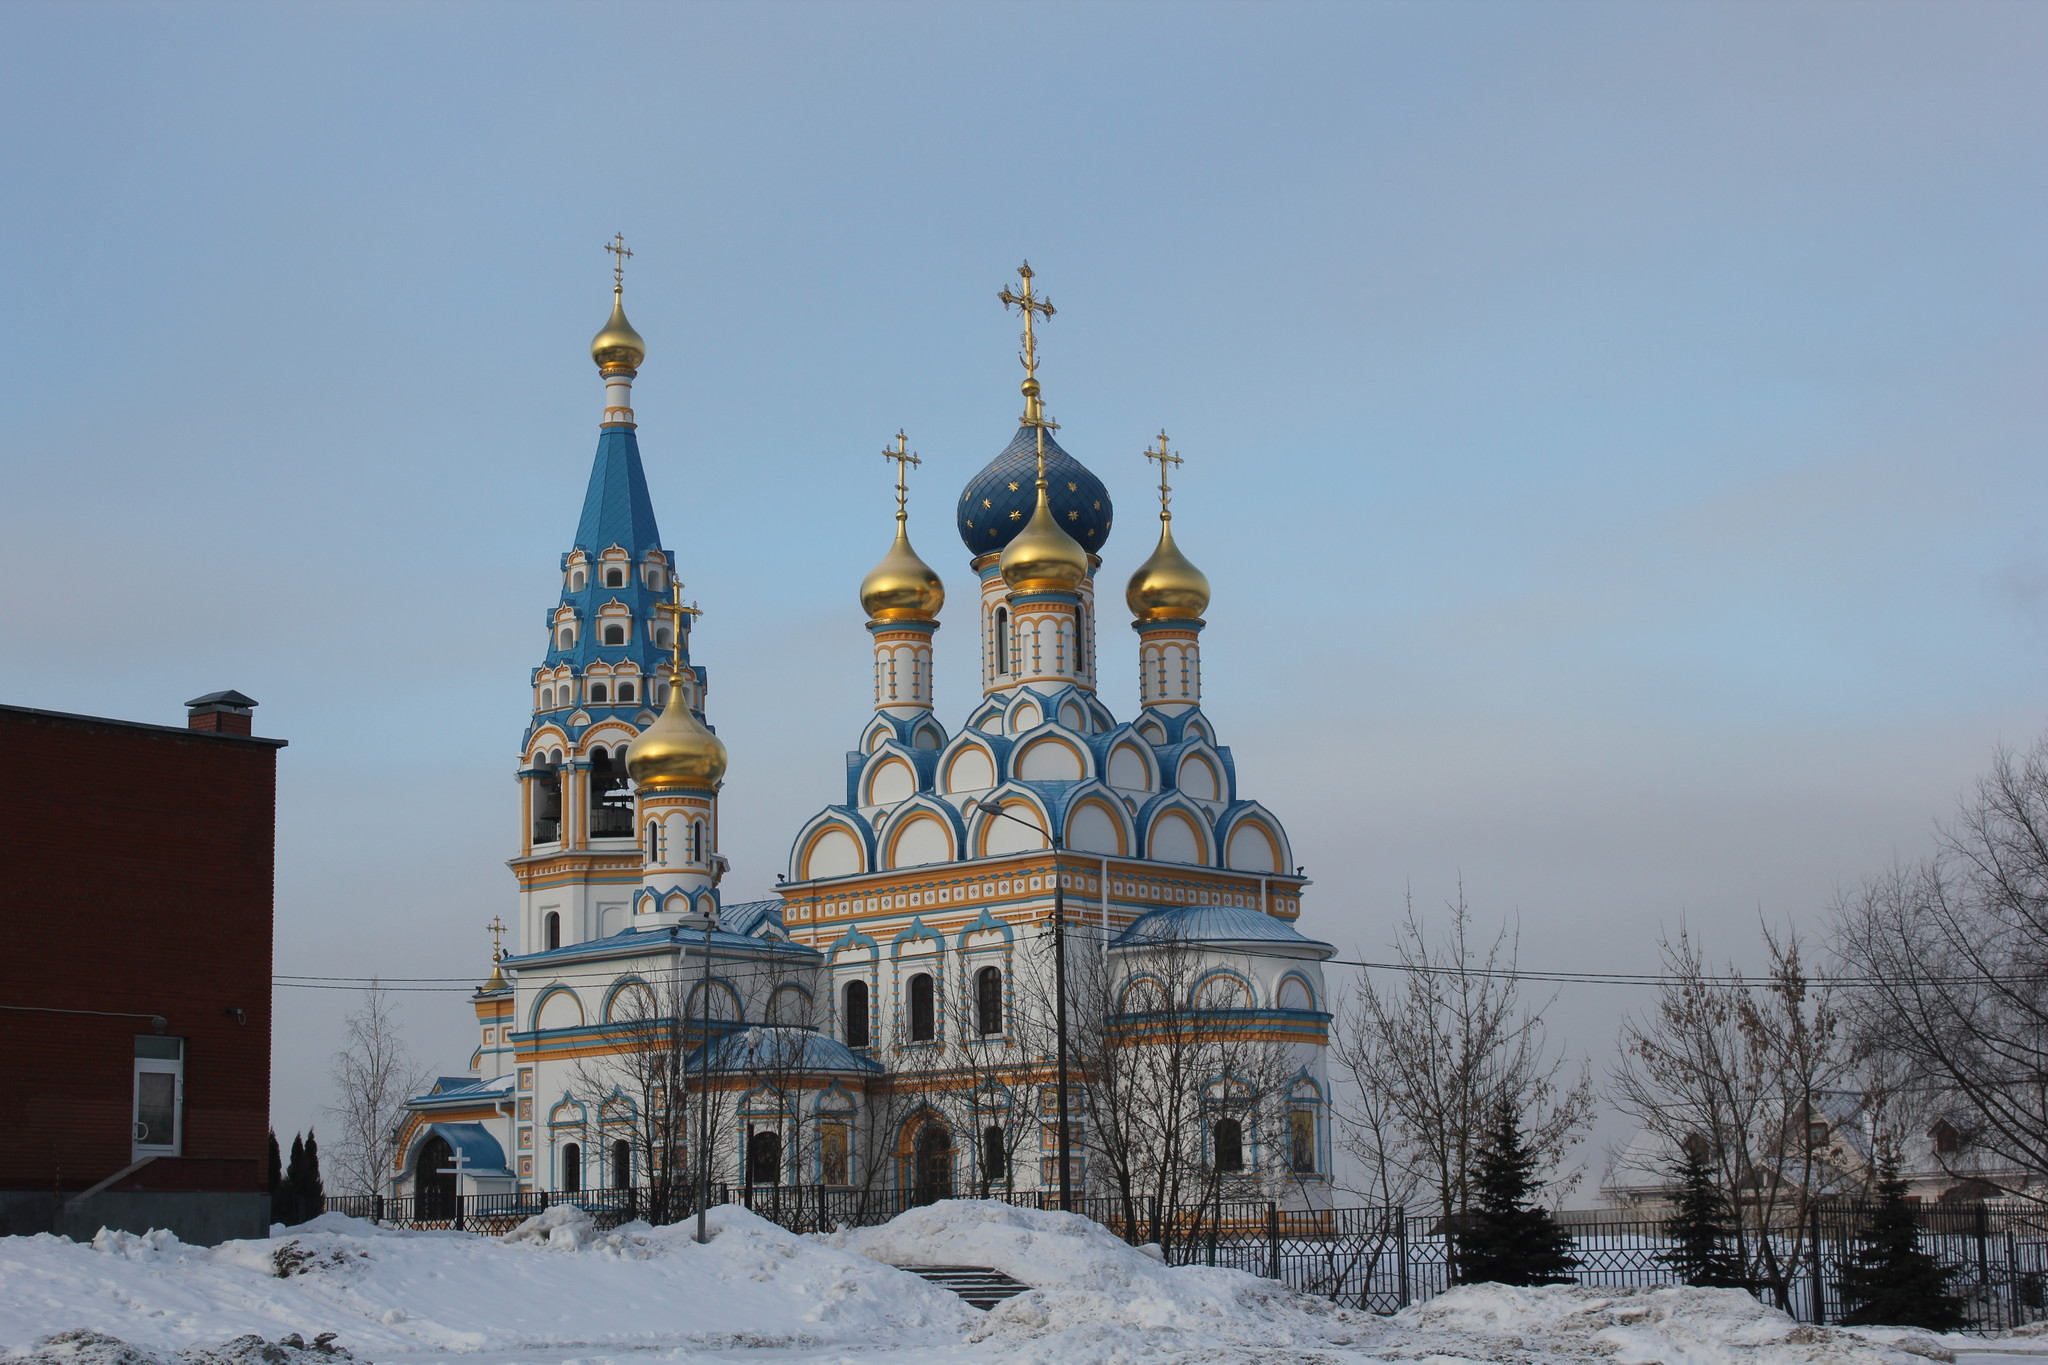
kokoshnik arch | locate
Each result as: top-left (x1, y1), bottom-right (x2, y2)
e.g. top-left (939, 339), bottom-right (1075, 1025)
top-left (393, 251), bottom-right (1336, 1208)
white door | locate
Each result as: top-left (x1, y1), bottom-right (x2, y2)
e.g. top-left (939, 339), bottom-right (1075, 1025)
top-left (133, 1036), bottom-right (184, 1158)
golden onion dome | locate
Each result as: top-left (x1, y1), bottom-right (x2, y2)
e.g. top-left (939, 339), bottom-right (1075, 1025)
top-left (860, 524), bottom-right (945, 621)
top-left (1000, 487), bottom-right (1091, 592)
top-left (1126, 517), bottom-right (1211, 621)
top-left (590, 288), bottom-right (646, 370)
top-left (625, 681), bottom-right (727, 791)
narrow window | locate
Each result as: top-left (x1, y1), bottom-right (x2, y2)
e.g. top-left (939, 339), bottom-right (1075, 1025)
top-left (645, 820), bottom-right (662, 863)
top-left (532, 760), bottom-right (563, 842)
top-left (569, 570), bottom-right (586, 592)
top-left (617, 681), bottom-right (635, 702)
top-left (557, 628), bottom-right (574, 650)
top-left (544, 911), bottom-right (561, 951)
top-left (908, 973), bottom-right (936, 1042)
top-left (689, 820), bottom-right (704, 863)
top-left (1213, 1116), bottom-right (1244, 1173)
top-left (1289, 1111), bottom-right (1316, 1174)
top-left (604, 567), bottom-right (625, 588)
top-left (603, 624), bottom-right (626, 646)
top-left (843, 980), bottom-right (870, 1048)
top-left (560, 1142), bottom-right (581, 1192)
top-left (1075, 608), bottom-right (1086, 673)
top-left (975, 966), bottom-right (1003, 1036)
top-left (612, 1138), bottom-right (631, 1188)
top-left (983, 1125), bottom-right (1007, 1184)
top-left (993, 607), bottom-right (1010, 675)
top-left (133, 1036), bottom-right (184, 1157)
top-left (539, 686), bottom-right (552, 709)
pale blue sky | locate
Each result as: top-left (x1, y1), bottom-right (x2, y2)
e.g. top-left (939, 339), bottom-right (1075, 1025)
top-left (4, 1), bottom-right (2045, 1168)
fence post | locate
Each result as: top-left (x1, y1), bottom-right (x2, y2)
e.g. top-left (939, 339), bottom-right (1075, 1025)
top-left (1975, 1201), bottom-right (1992, 1299)
top-left (374, 1193), bottom-right (384, 1225)
top-left (1807, 1204), bottom-right (1825, 1323)
top-left (455, 1193), bottom-right (466, 1234)
top-left (1395, 1209), bottom-right (1411, 1311)
top-left (1267, 1202), bottom-right (1281, 1281)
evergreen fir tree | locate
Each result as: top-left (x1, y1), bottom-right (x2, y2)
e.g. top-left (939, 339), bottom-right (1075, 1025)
top-left (301, 1130), bottom-right (324, 1200)
top-left (1835, 1159), bottom-right (1969, 1330)
top-left (1452, 1104), bottom-right (1580, 1286)
top-left (284, 1131), bottom-right (326, 1203)
top-left (1660, 1143), bottom-right (1749, 1289)
top-left (287, 1133), bottom-right (306, 1193)
top-left (267, 1131), bottom-right (283, 1193)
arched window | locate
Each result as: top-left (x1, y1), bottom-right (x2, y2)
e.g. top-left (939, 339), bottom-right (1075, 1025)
top-left (1213, 1117), bottom-right (1244, 1173)
top-left (908, 973), bottom-right (936, 1042)
top-left (604, 567), bottom-right (625, 588)
top-left (588, 748), bottom-right (632, 837)
top-left (975, 966), bottom-right (1003, 1036)
top-left (993, 607), bottom-right (1010, 675)
top-left (612, 1138), bottom-right (631, 1187)
top-left (747, 1128), bottom-right (781, 1186)
top-left (532, 758), bottom-right (563, 843)
top-left (544, 912), bottom-right (561, 951)
top-left (688, 820), bottom-right (704, 863)
top-left (590, 682), bottom-right (609, 703)
top-left (569, 570), bottom-right (585, 592)
top-left (603, 623), bottom-right (626, 646)
top-left (414, 1134), bottom-right (457, 1219)
top-left (655, 627), bottom-right (673, 648)
top-left (617, 681), bottom-right (635, 702)
top-left (645, 820), bottom-right (663, 863)
top-left (983, 1125), bottom-right (1007, 1184)
top-left (1075, 608), bottom-right (1086, 673)
top-left (539, 686), bottom-right (553, 709)
top-left (557, 628), bottom-right (574, 650)
top-left (843, 980), bottom-right (870, 1048)
top-left (560, 1141), bottom-right (581, 1192)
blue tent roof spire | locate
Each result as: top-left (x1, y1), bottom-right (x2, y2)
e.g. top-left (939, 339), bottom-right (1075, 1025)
top-left (574, 425), bottom-right (664, 558)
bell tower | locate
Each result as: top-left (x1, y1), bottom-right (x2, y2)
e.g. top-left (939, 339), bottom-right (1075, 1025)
top-left (509, 240), bottom-right (701, 952)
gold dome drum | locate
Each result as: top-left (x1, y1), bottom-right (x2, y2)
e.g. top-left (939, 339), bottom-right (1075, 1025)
top-left (860, 528), bottom-right (945, 620)
top-left (1126, 520), bottom-right (1210, 620)
top-left (626, 685), bottom-right (727, 791)
top-left (590, 291), bottom-right (647, 370)
top-left (999, 495), bottom-right (1090, 592)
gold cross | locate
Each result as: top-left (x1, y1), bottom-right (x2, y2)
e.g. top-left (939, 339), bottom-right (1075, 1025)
top-left (882, 429), bottom-right (921, 523)
top-left (1144, 430), bottom-right (1184, 519)
top-left (654, 579), bottom-right (701, 681)
top-left (999, 262), bottom-right (1059, 427)
top-left (604, 233), bottom-right (633, 288)
top-left (487, 916), bottom-right (506, 962)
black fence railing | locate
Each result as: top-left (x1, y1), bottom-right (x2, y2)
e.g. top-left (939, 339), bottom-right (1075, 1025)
top-left (280, 1189), bottom-right (2048, 1333)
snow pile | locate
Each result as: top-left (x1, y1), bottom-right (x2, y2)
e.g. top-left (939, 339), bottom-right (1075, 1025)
top-left (0, 1205), bottom-right (971, 1359)
top-left (1381, 1283), bottom-right (1951, 1365)
top-left (829, 1200), bottom-right (1379, 1358)
top-left (9, 1329), bottom-right (351, 1365)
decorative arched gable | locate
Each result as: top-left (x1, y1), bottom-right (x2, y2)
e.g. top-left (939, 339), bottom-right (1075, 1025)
top-left (1276, 972), bottom-right (1318, 1012)
top-left (890, 916), bottom-right (945, 959)
top-left (884, 804), bottom-right (957, 869)
top-left (1014, 731), bottom-right (1090, 782)
top-left (1105, 739), bottom-right (1155, 792)
top-left (1144, 800), bottom-right (1212, 866)
top-left (1064, 792), bottom-right (1131, 856)
top-left (864, 754), bottom-right (919, 806)
top-left (1218, 802), bottom-right (1294, 877)
top-left (1176, 752), bottom-right (1223, 801)
top-left (792, 810), bottom-right (872, 883)
top-left (1192, 968), bottom-right (1256, 1009)
top-left (972, 789), bottom-right (1053, 856)
top-left (939, 734), bottom-right (1003, 794)
top-left (952, 906), bottom-right (1017, 950)
top-left (532, 985), bottom-right (584, 1032)
top-left (603, 977), bottom-right (655, 1023)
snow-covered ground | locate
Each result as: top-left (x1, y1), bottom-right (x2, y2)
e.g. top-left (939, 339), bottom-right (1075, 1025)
top-left (1, 1200), bottom-right (2038, 1365)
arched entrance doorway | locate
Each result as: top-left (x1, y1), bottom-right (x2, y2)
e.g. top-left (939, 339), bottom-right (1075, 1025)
top-left (747, 1129), bottom-right (782, 1186)
top-left (414, 1134), bottom-right (457, 1220)
top-left (912, 1122), bottom-right (953, 1206)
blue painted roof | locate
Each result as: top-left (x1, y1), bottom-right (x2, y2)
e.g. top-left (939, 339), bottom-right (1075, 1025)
top-left (1114, 904), bottom-right (1333, 954)
top-left (428, 1121), bottom-right (512, 1177)
top-left (684, 1025), bottom-right (881, 1075)
top-left (957, 426), bottom-right (1113, 557)
top-left (718, 899), bottom-right (785, 939)
top-left (575, 426), bottom-right (663, 560)
top-left (501, 921), bottom-right (818, 968)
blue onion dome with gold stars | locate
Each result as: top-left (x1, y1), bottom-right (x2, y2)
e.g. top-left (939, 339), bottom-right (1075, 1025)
top-left (957, 425), bottom-right (1113, 557)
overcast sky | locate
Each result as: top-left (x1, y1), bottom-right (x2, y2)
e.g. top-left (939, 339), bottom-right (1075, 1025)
top-left (4, 1), bottom-right (2045, 1182)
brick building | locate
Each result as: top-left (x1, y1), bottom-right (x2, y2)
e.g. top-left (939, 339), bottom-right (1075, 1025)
top-left (0, 691), bottom-right (284, 1243)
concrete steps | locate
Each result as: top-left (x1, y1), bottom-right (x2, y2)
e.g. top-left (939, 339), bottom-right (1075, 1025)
top-left (900, 1264), bottom-right (1034, 1311)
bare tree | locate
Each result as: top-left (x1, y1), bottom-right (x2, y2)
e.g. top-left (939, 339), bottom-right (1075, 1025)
top-left (324, 982), bottom-right (429, 1198)
top-left (1332, 892), bottom-right (1594, 1219)
top-left (1611, 924), bottom-right (1857, 1310)
top-left (1061, 918), bottom-right (1303, 1253)
top-left (1835, 739), bottom-right (2048, 1199)
top-left (570, 964), bottom-right (693, 1221)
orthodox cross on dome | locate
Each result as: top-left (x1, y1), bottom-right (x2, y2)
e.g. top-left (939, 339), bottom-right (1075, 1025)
top-left (882, 429), bottom-right (921, 525)
top-left (999, 261), bottom-right (1058, 428)
top-left (487, 915), bottom-right (506, 962)
top-left (654, 579), bottom-right (701, 681)
top-left (1144, 430), bottom-right (1183, 521)
top-left (604, 233), bottom-right (633, 289)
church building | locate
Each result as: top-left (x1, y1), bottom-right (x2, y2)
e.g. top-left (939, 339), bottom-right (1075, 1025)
top-left (394, 254), bottom-right (1335, 1212)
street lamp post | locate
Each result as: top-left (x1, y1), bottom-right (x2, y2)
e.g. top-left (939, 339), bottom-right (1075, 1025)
top-left (974, 800), bottom-right (1071, 1212)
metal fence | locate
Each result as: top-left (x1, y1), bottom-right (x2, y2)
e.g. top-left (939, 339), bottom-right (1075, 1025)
top-left (284, 1189), bottom-right (2048, 1333)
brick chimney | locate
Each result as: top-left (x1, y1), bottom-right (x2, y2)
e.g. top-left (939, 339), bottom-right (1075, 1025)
top-left (186, 690), bottom-right (259, 736)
